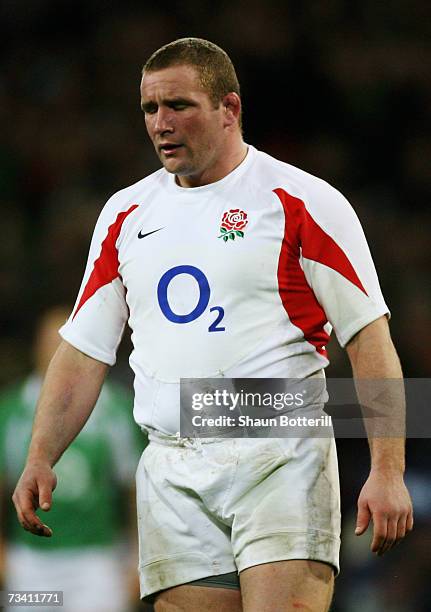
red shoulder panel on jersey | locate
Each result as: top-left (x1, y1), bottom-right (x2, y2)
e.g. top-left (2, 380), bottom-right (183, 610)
top-left (72, 204), bottom-right (139, 320)
top-left (274, 188), bottom-right (367, 294)
top-left (274, 188), bottom-right (367, 356)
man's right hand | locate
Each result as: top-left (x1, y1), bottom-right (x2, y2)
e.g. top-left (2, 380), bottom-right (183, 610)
top-left (12, 463), bottom-right (57, 537)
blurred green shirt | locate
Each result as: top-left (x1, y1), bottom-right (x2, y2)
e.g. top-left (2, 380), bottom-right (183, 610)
top-left (0, 375), bottom-right (147, 550)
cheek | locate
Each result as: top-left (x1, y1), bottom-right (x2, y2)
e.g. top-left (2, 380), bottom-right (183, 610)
top-left (189, 121), bottom-right (218, 150)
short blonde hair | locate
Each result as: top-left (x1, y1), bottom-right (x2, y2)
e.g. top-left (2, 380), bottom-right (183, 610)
top-left (143, 38), bottom-right (242, 126)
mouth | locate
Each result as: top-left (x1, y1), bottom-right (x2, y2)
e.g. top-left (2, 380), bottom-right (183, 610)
top-left (159, 143), bottom-right (183, 156)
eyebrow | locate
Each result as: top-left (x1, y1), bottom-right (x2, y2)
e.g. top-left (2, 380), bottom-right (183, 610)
top-left (140, 97), bottom-right (196, 112)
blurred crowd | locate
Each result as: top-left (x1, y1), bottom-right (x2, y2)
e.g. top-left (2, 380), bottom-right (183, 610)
top-left (1, 1), bottom-right (430, 610)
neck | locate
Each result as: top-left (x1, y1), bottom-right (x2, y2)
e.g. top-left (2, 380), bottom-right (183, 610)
top-left (176, 137), bottom-right (248, 188)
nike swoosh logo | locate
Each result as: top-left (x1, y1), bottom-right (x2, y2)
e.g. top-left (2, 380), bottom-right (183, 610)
top-left (138, 227), bottom-right (164, 239)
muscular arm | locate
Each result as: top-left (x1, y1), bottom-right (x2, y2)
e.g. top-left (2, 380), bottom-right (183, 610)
top-left (346, 316), bottom-right (413, 555)
top-left (12, 340), bottom-right (109, 536)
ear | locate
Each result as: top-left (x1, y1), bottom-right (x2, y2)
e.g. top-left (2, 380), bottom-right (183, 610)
top-left (222, 92), bottom-right (241, 128)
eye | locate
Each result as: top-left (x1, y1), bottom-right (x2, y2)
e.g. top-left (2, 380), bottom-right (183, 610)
top-left (171, 102), bottom-right (188, 111)
top-left (142, 103), bottom-right (157, 115)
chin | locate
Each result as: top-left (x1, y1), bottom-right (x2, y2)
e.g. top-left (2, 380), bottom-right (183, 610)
top-left (164, 161), bottom-right (194, 176)
top-left (162, 163), bottom-right (176, 174)
top-left (161, 159), bottom-right (181, 173)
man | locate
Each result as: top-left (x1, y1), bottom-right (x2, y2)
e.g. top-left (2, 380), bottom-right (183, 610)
top-left (1, 307), bottom-right (144, 612)
top-left (13, 38), bottom-right (412, 612)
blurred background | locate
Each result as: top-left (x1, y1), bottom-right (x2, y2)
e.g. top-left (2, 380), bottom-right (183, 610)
top-left (0, 1), bottom-right (430, 610)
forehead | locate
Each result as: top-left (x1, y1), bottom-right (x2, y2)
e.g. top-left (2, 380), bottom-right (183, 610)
top-left (140, 64), bottom-right (206, 101)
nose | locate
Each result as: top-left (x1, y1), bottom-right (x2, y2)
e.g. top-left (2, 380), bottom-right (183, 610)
top-left (154, 107), bottom-right (174, 135)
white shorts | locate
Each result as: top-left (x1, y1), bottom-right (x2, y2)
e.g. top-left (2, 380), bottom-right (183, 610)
top-left (136, 432), bottom-right (341, 599)
top-left (5, 544), bottom-right (130, 612)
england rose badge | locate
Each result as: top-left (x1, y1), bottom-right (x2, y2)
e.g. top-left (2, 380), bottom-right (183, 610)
top-left (218, 209), bottom-right (248, 242)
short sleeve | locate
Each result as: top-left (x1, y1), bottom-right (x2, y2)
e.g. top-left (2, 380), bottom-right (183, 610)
top-left (59, 202), bottom-right (138, 365)
top-left (298, 183), bottom-right (389, 347)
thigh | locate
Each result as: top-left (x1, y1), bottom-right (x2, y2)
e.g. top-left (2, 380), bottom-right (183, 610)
top-left (240, 559), bottom-right (334, 612)
top-left (155, 584), bottom-right (242, 612)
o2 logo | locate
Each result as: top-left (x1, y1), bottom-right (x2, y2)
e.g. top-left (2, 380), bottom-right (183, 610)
top-left (157, 265), bottom-right (225, 332)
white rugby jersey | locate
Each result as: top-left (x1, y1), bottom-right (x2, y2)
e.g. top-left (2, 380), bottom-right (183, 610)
top-left (60, 145), bottom-right (389, 434)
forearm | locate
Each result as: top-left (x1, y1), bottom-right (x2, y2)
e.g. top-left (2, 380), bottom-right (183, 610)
top-left (346, 317), bottom-right (405, 474)
top-left (27, 340), bottom-right (109, 467)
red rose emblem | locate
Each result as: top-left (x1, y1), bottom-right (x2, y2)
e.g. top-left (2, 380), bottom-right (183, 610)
top-left (221, 209), bottom-right (248, 231)
top-left (218, 209), bottom-right (248, 242)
